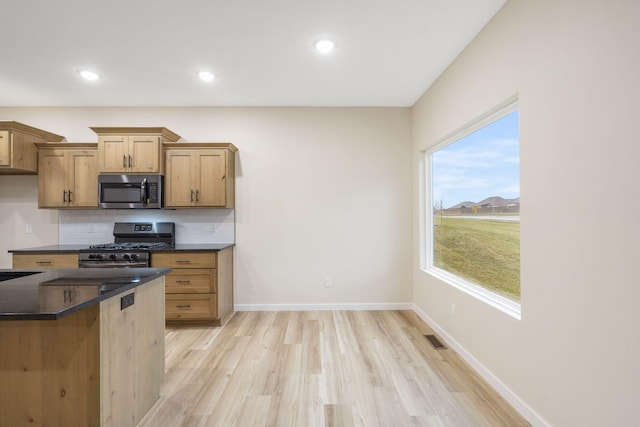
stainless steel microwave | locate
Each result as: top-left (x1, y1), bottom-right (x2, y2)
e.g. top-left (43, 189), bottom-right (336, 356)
top-left (98, 175), bottom-right (163, 209)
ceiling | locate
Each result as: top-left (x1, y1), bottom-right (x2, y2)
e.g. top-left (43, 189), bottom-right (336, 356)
top-left (1, 0), bottom-right (505, 107)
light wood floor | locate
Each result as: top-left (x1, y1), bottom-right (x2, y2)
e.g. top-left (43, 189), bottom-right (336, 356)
top-left (138, 311), bottom-right (530, 427)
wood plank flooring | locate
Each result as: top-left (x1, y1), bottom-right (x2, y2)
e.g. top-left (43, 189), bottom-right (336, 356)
top-left (138, 311), bottom-right (530, 427)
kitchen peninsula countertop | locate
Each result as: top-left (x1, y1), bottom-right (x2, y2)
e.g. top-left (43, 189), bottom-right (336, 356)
top-left (0, 268), bottom-right (171, 320)
top-left (8, 243), bottom-right (235, 253)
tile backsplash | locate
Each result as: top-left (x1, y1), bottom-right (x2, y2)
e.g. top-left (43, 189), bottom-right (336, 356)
top-left (59, 209), bottom-right (235, 245)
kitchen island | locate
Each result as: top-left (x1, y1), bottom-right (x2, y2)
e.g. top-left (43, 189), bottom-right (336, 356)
top-left (0, 268), bottom-right (170, 427)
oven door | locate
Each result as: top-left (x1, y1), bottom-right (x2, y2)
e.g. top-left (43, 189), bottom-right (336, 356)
top-left (98, 175), bottom-right (163, 209)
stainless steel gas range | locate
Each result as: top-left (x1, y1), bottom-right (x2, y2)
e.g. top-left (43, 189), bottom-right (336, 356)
top-left (78, 222), bottom-right (175, 268)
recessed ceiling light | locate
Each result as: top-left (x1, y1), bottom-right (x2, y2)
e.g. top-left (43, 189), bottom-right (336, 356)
top-left (198, 71), bottom-right (215, 82)
top-left (78, 70), bottom-right (100, 81)
top-left (314, 39), bottom-right (335, 54)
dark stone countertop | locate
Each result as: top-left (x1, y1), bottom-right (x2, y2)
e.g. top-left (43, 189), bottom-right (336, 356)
top-left (0, 268), bottom-right (171, 321)
top-left (8, 245), bottom-right (90, 254)
top-left (9, 243), bottom-right (235, 254)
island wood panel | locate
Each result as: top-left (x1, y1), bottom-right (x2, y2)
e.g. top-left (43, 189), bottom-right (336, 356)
top-left (12, 253), bottom-right (79, 269)
top-left (100, 277), bottom-right (165, 427)
top-left (0, 305), bottom-right (101, 427)
top-left (134, 278), bottom-right (166, 422)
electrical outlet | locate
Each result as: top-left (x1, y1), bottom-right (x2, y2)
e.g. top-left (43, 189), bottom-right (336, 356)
top-left (324, 277), bottom-right (332, 288)
top-left (25, 224), bottom-right (32, 234)
top-left (451, 303), bottom-right (456, 317)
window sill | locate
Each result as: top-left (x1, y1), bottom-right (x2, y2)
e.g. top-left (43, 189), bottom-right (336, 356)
top-left (424, 267), bottom-right (521, 320)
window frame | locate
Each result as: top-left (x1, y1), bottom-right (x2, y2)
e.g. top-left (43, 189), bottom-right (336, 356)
top-left (420, 96), bottom-right (521, 319)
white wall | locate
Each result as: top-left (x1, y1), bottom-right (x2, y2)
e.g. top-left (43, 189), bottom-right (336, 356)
top-left (412, 0), bottom-right (640, 426)
top-left (0, 175), bottom-right (59, 268)
top-left (0, 107), bottom-right (413, 306)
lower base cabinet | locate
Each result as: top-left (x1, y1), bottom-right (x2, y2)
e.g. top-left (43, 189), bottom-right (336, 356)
top-left (0, 277), bottom-right (165, 427)
top-left (12, 253), bottom-right (78, 269)
top-left (151, 247), bottom-right (233, 326)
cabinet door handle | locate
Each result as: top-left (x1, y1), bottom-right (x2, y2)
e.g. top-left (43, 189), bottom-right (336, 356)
top-left (195, 189), bottom-right (200, 202)
top-left (123, 155), bottom-right (127, 168)
top-left (191, 190), bottom-right (194, 202)
top-left (68, 190), bottom-right (72, 203)
top-left (63, 190), bottom-right (67, 203)
top-left (129, 155), bottom-right (132, 168)
top-left (176, 304), bottom-right (192, 309)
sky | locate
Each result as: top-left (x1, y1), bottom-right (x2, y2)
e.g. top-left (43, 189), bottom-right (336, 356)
top-left (432, 110), bottom-right (519, 209)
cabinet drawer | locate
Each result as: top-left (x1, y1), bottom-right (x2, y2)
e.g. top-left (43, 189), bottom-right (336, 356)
top-left (13, 253), bottom-right (78, 269)
top-left (151, 252), bottom-right (216, 269)
top-left (165, 269), bottom-right (216, 294)
top-left (166, 294), bottom-right (217, 320)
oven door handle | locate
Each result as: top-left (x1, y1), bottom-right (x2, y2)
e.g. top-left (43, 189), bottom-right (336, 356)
top-left (79, 261), bottom-right (148, 268)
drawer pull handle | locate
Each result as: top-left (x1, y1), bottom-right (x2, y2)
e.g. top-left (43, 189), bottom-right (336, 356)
top-left (175, 260), bottom-right (190, 264)
top-left (175, 280), bottom-right (191, 284)
top-left (176, 304), bottom-right (192, 309)
top-left (36, 261), bottom-right (52, 264)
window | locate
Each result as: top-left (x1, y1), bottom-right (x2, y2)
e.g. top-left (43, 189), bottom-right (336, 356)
top-left (423, 99), bottom-right (520, 318)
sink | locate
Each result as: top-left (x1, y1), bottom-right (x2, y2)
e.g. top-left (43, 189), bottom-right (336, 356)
top-left (0, 271), bottom-right (41, 282)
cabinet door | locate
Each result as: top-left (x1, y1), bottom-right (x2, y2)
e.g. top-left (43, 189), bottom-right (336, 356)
top-left (0, 131), bottom-right (10, 166)
top-left (130, 136), bottom-right (160, 173)
top-left (69, 150), bottom-right (98, 207)
top-left (165, 150), bottom-right (195, 207)
top-left (99, 135), bottom-right (128, 172)
top-left (38, 150), bottom-right (67, 208)
top-left (196, 150), bottom-right (227, 207)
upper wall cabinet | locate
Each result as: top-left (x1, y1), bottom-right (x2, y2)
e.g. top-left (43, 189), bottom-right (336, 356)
top-left (164, 143), bottom-right (237, 208)
top-left (91, 127), bottom-right (181, 174)
top-left (36, 142), bottom-right (98, 209)
top-left (0, 121), bottom-right (66, 175)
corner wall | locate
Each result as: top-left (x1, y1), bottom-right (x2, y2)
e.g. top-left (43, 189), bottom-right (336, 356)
top-left (412, 0), bottom-right (640, 425)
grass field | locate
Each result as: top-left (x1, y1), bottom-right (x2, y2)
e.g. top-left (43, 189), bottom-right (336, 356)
top-left (433, 217), bottom-right (520, 301)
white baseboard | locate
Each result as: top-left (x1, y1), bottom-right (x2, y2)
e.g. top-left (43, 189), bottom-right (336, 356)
top-left (235, 302), bottom-right (413, 312)
top-left (411, 304), bottom-right (550, 427)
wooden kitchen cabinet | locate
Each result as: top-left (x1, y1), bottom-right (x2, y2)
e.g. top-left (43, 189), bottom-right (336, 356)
top-left (12, 253), bottom-right (79, 269)
top-left (164, 142), bottom-right (237, 208)
top-left (92, 127), bottom-right (181, 174)
top-left (0, 121), bottom-right (65, 174)
top-left (36, 142), bottom-right (98, 208)
top-left (151, 247), bottom-right (233, 326)
top-left (38, 285), bottom-right (99, 311)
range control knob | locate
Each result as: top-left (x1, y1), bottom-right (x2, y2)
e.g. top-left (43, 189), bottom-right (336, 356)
top-left (109, 254), bottom-right (117, 260)
top-left (131, 253), bottom-right (138, 260)
top-left (123, 254), bottom-right (131, 260)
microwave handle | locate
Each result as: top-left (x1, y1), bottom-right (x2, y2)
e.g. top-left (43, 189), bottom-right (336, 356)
top-left (140, 178), bottom-right (148, 206)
